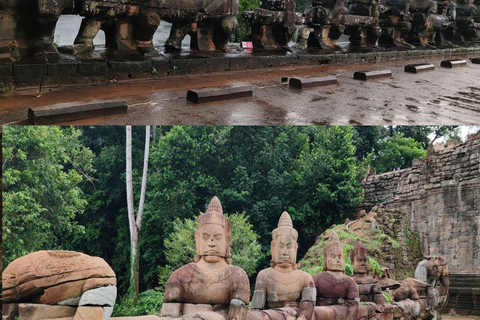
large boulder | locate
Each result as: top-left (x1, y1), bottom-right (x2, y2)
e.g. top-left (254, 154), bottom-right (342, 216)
top-left (2, 251), bottom-right (117, 320)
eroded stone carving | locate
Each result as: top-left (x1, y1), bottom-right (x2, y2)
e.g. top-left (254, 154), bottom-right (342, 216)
top-left (295, 0), bottom-right (347, 49)
top-left (243, 0), bottom-right (302, 49)
top-left (247, 211), bottom-right (315, 320)
top-left (2, 250), bottom-right (117, 320)
top-left (160, 196), bottom-right (250, 320)
top-left (351, 239), bottom-right (385, 319)
top-left (313, 231), bottom-right (359, 320)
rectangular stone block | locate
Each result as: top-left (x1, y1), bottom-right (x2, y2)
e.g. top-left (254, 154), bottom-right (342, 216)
top-left (73, 306), bottom-right (103, 320)
top-left (18, 304), bottom-right (76, 320)
top-left (169, 57), bottom-right (210, 75)
top-left (441, 59), bottom-right (467, 68)
top-left (28, 99), bottom-right (128, 124)
top-left (47, 60), bottom-right (78, 78)
top-left (77, 61), bottom-right (109, 76)
top-left (229, 55), bottom-right (261, 70)
top-left (404, 63), bottom-right (435, 73)
top-left (187, 85), bottom-right (253, 104)
top-left (289, 75), bottom-right (338, 89)
top-left (108, 60), bottom-right (152, 74)
top-left (13, 63), bottom-right (46, 82)
top-left (151, 56), bottom-right (170, 75)
top-left (0, 62), bottom-right (13, 77)
top-left (471, 57), bottom-right (480, 64)
top-left (354, 69), bottom-right (392, 81)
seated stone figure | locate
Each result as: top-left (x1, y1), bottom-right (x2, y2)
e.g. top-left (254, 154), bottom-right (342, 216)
top-left (350, 239), bottom-right (385, 319)
top-left (313, 231), bottom-right (359, 320)
top-left (247, 211), bottom-right (316, 320)
top-left (161, 196), bottom-right (250, 320)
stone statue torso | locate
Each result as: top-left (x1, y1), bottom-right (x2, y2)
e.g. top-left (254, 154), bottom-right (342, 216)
top-left (164, 262), bottom-right (250, 307)
top-left (313, 272), bottom-right (358, 305)
top-left (353, 276), bottom-right (381, 302)
top-left (256, 268), bottom-right (315, 308)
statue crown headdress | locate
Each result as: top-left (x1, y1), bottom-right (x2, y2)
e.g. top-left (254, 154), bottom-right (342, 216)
top-left (272, 211), bottom-right (298, 240)
top-left (198, 196), bottom-right (231, 233)
top-left (350, 238), bottom-right (368, 261)
top-left (323, 230), bottom-right (343, 257)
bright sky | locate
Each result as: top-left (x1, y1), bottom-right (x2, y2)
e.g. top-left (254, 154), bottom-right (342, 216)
top-left (429, 125), bottom-right (480, 144)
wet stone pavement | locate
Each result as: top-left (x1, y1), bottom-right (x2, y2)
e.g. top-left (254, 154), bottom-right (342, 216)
top-left (1, 55), bottom-right (480, 125)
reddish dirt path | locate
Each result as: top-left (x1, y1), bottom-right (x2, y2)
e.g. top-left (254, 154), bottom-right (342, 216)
top-left (2, 56), bottom-right (480, 125)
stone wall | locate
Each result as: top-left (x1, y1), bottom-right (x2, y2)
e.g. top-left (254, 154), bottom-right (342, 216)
top-left (362, 132), bottom-right (480, 272)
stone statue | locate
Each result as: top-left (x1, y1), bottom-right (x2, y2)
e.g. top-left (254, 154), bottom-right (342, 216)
top-left (378, 0), bottom-right (416, 48)
top-left (312, 231), bottom-right (359, 320)
top-left (453, 0), bottom-right (479, 45)
top-left (407, 0), bottom-right (438, 46)
top-left (2, 250), bottom-right (117, 320)
top-left (247, 211), bottom-right (316, 320)
top-left (242, 0), bottom-right (302, 49)
top-left (295, 0), bottom-right (347, 50)
top-left (414, 256), bottom-right (449, 320)
top-left (343, 0), bottom-right (382, 47)
top-left (161, 196), bottom-right (250, 320)
top-left (350, 239), bottom-right (385, 319)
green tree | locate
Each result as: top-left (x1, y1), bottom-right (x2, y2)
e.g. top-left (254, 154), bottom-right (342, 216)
top-left (371, 134), bottom-right (427, 173)
top-left (290, 126), bottom-right (364, 240)
top-left (157, 212), bottom-right (264, 290)
top-left (2, 126), bottom-right (94, 266)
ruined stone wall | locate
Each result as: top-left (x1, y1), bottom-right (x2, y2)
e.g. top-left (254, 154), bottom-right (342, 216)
top-left (361, 132), bottom-right (480, 273)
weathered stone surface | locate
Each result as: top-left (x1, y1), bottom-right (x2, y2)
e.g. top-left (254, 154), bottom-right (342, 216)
top-left (18, 304), bottom-right (76, 320)
top-left (73, 306), bottom-right (104, 320)
top-left (289, 76), bottom-right (338, 89)
top-left (440, 59), bottom-right (468, 68)
top-left (28, 99), bottom-right (128, 125)
top-left (78, 285), bottom-right (117, 307)
top-left (13, 63), bottom-right (46, 82)
top-left (161, 197), bottom-right (250, 320)
top-left (354, 70), bottom-right (393, 81)
top-left (247, 212), bottom-right (315, 320)
top-left (3, 251), bottom-right (117, 304)
top-left (2, 303), bottom-right (18, 320)
top-left (404, 64), bottom-right (435, 73)
top-left (111, 317), bottom-right (162, 320)
top-left (187, 85), bottom-right (253, 104)
top-left (150, 56), bottom-right (170, 75)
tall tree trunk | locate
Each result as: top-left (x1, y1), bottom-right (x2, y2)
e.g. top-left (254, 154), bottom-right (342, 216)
top-left (126, 125), bottom-right (150, 298)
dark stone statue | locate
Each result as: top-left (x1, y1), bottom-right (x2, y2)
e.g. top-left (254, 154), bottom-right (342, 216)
top-left (243, 0), bottom-right (302, 49)
top-left (378, 0), bottom-right (416, 48)
top-left (295, 0), bottom-right (347, 49)
top-left (343, 0), bottom-right (382, 47)
top-left (453, 0), bottom-right (478, 45)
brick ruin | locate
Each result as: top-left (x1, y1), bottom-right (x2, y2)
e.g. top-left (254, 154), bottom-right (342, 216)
top-left (361, 131), bottom-right (480, 316)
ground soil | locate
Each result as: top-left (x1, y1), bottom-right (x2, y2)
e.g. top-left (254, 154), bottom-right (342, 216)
top-left (2, 55), bottom-right (480, 125)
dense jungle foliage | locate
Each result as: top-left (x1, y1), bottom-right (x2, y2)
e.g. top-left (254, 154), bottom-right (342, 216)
top-left (2, 125), bottom-right (461, 314)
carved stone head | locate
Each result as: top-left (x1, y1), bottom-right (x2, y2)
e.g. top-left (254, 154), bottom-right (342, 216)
top-left (271, 211), bottom-right (298, 269)
top-left (195, 196), bottom-right (232, 264)
top-left (351, 238), bottom-right (371, 275)
top-left (323, 231), bottom-right (345, 272)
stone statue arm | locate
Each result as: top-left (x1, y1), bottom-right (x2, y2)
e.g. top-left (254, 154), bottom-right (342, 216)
top-left (161, 273), bottom-right (184, 317)
top-left (251, 270), bottom-right (267, 310)
top-left (345, 278), bottom-right (359, 320)
top-left (372, 283), bottom-right (385, 312)
top-left (299, 278), bottom-right (316, 320)
top-left (228, 268), bottom-right (251, 320)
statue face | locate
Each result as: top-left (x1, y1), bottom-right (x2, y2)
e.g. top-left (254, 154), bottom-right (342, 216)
top-left (272, 235), bottom-right (297, 267)
top-left (198, 224), bottom-right (227, 263)
top-left (353, 255), bottom-right (369, 274)
top-left (326, 247), bottom-right (345, 272)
